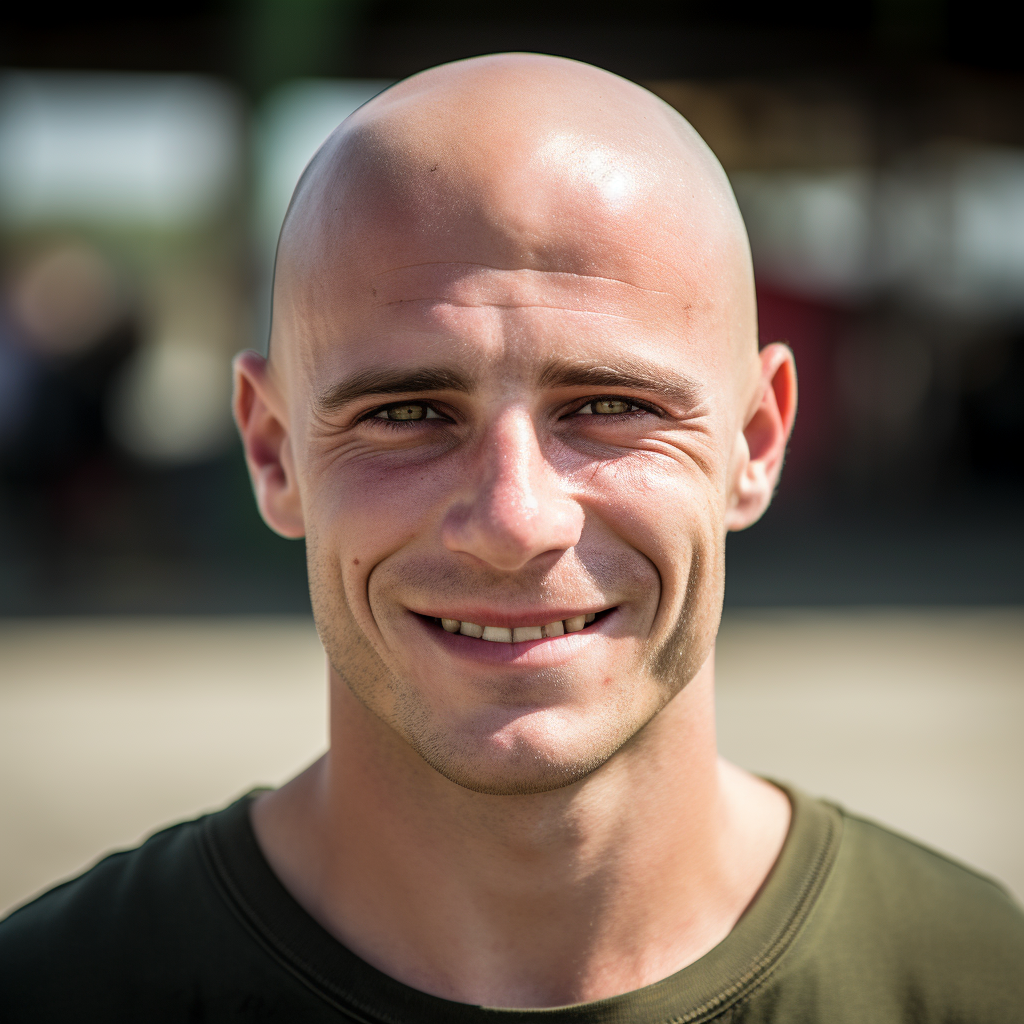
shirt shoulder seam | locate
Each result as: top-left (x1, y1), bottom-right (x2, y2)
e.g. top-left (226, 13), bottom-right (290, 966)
top-left (838, 807), bottom-right (1016, 901)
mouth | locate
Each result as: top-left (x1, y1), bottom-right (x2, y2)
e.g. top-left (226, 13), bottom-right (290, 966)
top-left (419, 609), bottom-right (612, 644)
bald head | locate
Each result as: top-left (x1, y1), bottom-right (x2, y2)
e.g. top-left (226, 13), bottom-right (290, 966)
top-left (235, 54), bottom-right (795, 797)
top-left (270, 53), bottom-right (757, 389)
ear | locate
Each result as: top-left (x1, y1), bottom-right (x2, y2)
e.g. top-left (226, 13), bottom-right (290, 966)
top-left (725, 342), bottom-right (797, 531)
top-left (232, 351), bottom-right (305, 539)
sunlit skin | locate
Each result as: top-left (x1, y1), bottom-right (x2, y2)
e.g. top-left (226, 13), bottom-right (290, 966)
top-left (233, 54), bottom-right (797, 1008)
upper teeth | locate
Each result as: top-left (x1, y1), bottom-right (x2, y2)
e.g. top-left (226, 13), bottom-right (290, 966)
top-left (440, 612), bottom-right (597, 642)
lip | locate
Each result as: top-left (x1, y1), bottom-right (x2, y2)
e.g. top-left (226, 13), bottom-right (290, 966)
top-left (408, 607), bottom-right (618, 666)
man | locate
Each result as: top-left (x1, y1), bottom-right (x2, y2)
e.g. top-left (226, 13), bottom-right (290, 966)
top-left (2, 53), bottom-right (1022, 1022)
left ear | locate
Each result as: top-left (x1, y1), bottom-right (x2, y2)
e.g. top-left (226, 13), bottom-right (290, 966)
top-left (725, 342), bottom-right (798, 531)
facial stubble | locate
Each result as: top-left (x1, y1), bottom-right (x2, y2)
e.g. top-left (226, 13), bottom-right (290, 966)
top-left (307, 526), bottom-right (721, 797)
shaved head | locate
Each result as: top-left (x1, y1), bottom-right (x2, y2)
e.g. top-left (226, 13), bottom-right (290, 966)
top-left (235, 53), bottom-right (794, 796)
top-left (270, 53), bottom-right (758, 391)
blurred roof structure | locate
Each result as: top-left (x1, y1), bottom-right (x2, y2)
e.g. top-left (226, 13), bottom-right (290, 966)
top-left (3, 0), bottom-right (1022, 90)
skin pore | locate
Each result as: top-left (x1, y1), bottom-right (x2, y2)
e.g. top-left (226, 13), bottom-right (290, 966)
top-left (233, 54), bottom-right (798, 1008)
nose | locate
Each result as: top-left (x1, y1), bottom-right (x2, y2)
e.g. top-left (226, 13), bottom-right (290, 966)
top-left (441, 409), bottom-right (584, 572)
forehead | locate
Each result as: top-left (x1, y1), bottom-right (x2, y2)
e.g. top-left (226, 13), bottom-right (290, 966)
top-left (272, 104), bottom-right (753, 396)
top-left (281, 264), bottom-right (734, 420)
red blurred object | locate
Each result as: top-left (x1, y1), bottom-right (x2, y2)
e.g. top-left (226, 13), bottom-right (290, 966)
top-left (757, 284), bottom-right (844, 489)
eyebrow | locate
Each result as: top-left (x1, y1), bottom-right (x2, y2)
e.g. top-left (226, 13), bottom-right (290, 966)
top-left (314, 357), bottom-right (705, 414)
top-left (538, 359), bottom-right (704, 407)
top-left (315, 365), bottom-right (473, 412)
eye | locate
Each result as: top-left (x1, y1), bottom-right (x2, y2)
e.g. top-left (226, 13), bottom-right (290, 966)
top-left (373, 403), bottom-right (441, 421)
top-left (576, 398), bottom-right (641, 416)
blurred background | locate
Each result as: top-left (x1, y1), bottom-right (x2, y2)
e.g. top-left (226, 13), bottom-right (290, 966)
top-left (1, 1), bottom-right (1022, 915)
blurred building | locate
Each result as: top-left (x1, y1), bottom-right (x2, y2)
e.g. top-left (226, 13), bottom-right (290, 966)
top-left (0, 1), bottom-right (1021, 612)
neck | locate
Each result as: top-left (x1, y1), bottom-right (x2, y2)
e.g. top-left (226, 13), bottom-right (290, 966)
top-left (252, 654), bottom-right (790, 1008)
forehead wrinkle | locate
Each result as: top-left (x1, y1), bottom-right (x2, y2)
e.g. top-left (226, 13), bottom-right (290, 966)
top-left (372, 263), bottom-right (674, 298)
top-left (382, 299), bottom-right (643, 324)
top-left (369, 263), bottom-right (685, 325)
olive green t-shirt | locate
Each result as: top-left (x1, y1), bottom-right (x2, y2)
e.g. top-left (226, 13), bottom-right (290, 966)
top-left (2, 786), bottom-right (1022, 1022)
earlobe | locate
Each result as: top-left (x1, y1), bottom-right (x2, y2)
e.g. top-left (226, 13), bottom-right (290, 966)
top-left (232, 351), bottom-right (306, 539)
top-left (725, 343), bottom-right (797, 532)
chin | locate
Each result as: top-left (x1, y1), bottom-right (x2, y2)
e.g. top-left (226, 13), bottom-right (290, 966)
top-left (406, 709), bottom-right (640, 796)
top-left (424, 751), bottom-right (606, 796)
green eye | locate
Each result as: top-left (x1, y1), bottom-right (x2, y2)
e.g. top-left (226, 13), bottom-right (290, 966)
top-left (579, 399), bottom-right (635, 415)
top-left (376, 404), bottom-right (432, 421)
top-left (593, 399), bottom-right (632, 415)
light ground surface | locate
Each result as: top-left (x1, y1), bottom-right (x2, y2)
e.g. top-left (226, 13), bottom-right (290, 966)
top-left (1, 610), bottom-right (1021, 919)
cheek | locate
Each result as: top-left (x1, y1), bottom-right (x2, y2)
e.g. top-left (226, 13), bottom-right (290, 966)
top-left (301, 455), bottom-right (460, 695)
top-left (581, 454), bottom-right (724, 565)
top-left (306, 447), bottom-right (457, 541)
top-left (300, 448), bottom-right (465, 613)
top-left (579, 454), bottom-right (726, 644)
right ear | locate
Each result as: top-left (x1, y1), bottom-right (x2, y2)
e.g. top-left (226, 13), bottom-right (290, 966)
top-left (232, 351), bottom-right (305, 539)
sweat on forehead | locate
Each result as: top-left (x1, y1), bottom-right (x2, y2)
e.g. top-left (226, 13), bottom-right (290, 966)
top-left (270, 53), bottom-right (756, 374)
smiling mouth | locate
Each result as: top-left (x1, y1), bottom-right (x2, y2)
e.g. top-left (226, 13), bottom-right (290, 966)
top-left (427, 610), bottom-right (609, 643)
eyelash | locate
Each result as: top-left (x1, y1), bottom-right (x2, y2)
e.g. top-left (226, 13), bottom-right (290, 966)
top-left (361, 396), bottom-right (660, 428)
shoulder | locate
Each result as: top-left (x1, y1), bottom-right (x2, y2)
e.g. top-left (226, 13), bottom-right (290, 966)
top-left (0, 802), bottom-right (247, 1020)
top-left (1, 810), bottom-right (212, 945)
top-left (765, 800), bottom-right (1024, 1023)
top-left (836, 807), bottom-right (1024, 948)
